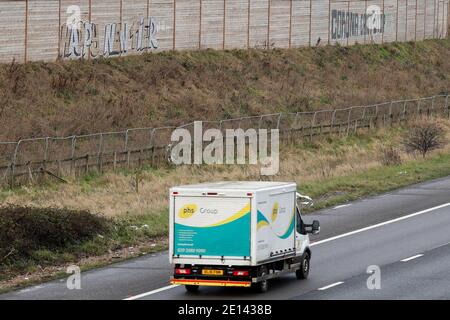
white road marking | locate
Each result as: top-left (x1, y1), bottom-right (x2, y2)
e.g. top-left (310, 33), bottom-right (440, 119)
top-left (401, 254), bottom-right (424, 262)
top-left (429, 241), bottom-right (450, 251)
top-left (125, 202), bottom-right (450, 299)
top-left (333, 204), bottom-right (351, 210)
top-left (123, 284), bottom-right (179, 300)
top-left (311, 202), bottom-right (450, 247)
top-left (318, 282), bottom-right (344, 291)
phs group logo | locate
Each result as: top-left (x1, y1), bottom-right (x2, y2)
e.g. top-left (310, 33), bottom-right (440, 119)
top-left (178, 204), bottom-right (198, 219)
top-left (271, 201), bottom-right (286, 222)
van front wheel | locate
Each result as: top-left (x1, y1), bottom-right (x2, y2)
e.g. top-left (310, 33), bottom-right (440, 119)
top-left (296, 253), bottom-right (310, 280)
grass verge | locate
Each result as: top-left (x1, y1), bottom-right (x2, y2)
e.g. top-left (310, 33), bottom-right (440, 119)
top-left (302, 151), bottom-right (450, 211)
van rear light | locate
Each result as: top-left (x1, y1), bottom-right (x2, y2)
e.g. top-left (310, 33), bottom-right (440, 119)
top-left (207, 192), bottom-right (218, 196)
top-left (175, 268), bottom-right (191, 275)
top-left (232, 270), bottom-right (249, 276)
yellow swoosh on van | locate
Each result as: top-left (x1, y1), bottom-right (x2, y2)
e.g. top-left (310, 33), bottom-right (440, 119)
top-left (207, 203), bottom-right (251, 227)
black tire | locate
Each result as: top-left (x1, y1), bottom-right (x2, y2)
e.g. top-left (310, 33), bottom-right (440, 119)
top-left (296, 253), bottom-right (310, 280)
top-left (253, 266), bottom-right (269, 293)
top-left (185, 285), bottom-right (199, 293)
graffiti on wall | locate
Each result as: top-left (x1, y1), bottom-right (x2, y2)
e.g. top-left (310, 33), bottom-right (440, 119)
top-left (331, 5), bottom-right (386, 40)
top-left (61, 7), bottom-right (159, 59)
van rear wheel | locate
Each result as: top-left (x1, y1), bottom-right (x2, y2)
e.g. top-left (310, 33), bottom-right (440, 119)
top-left (296, 252), bottom-right (310, 280)
top-left (185, 285), bottom-right (199, 293)
top-left (253, 266), bottom-right (269, 293)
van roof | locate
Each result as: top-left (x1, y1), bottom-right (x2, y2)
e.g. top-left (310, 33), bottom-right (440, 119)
top-left (172, 181), bottom-right (296, 192)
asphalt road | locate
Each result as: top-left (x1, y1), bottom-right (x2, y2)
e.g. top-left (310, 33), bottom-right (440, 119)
top-left (2, 176), bottom-right (450, 300)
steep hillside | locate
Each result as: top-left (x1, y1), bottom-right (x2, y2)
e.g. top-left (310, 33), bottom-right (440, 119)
top-left (0, 39), bottom-right (449, 141)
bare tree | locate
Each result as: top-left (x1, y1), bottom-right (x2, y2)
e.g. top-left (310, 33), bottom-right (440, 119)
top-left (402, 121), bottom-right (445, 158)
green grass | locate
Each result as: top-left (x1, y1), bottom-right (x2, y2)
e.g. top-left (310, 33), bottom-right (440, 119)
top-left (301, 151), bottom-right (450, 211)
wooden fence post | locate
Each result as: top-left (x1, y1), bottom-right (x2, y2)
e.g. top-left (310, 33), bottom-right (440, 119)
top-left (382, 0), bottom-right (385, 43)
top-left (57, 160), bottom-right (62, 177)
top-left (43, 137), bottom-right (49, 171)
top-left (402, 101), bottom-right (407, 121)
top-left (396, 0), bottom-right (399, 41)
top-left (88, 0), bottom-right (92, 59)
top-left (289, 0), bottom-right (293, 48)
top-left (446, 95), bottom-right (450, 119)
top-left (70, 136), bottom-right (76, 176)
top-left (9, 163), bottom-right (14, 189)
top-left (85, 154), bottom-right (90, 173)
top-left (199, 0), bottom-right (203, 49)
top-left (431, 96), bottom-right (435, 117)
top-left (267, 0), bottom-right (271, 48)
top-left (346, 108), bottom-right (352, 136)
top-left (223, 0), bottom-right (226, 50)
top-left (173, 0), bottom-right (176, 50)
top-left (389, 101), bottom-right (393, 125)
top-left (310, 112), bottom-right (317, 140)
top-left (24, 0), bottom-right (29, 63)
top-left (309, 0), bottom-right (312, 46)
top-left (99, 153), bottom-right (103, 173)
top-left (406, 0), bottom-right (408, 40)
top-left (328, 0), bottom-right (331, 44)
top-left (58, 0), bottom-right (62, 58)
top-left (247, 0), bottom-right (251, 48)
top-left (98, 134), bottom-right (103, 172)
top-left (331, 110), bottom-right (336, 135)
top-left (424, 0), bottom-right (427, 39)
top-left (415, 0), bottom-right (418, 41)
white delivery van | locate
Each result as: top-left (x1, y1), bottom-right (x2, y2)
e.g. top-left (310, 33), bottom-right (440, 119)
top-left (169, 181), bottom-right (320, 293)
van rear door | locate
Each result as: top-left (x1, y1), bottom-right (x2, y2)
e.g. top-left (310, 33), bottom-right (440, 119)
top-left (173, 196), bottom-right (251, 259)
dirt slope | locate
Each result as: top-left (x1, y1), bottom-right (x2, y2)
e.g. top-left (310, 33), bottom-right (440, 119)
top-left (0, 39), bottom-right (449, 141)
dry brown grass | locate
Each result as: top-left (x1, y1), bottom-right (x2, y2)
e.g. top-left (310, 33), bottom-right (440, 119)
top-left (0, 40), bottom-right (449, 141)
top-left (2, 118), bottom-right (450, 217)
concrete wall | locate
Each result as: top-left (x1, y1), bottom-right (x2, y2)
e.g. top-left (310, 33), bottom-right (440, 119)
top-left (0, 0), bottom-right (448, 63)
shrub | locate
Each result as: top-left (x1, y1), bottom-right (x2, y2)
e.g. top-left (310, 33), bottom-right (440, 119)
top-left (402, 120), bottom-right (445, 158)
top-left (380, 146), bottom-right (402, 166)
top-left (0, 206), bottom-right (111, 264)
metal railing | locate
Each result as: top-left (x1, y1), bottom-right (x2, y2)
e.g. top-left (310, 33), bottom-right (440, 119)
top-left (0, 94), bottom-right (449, 186)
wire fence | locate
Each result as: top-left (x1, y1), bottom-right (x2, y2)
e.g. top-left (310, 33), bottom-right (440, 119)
top-left (1, 94), bottom-right (449, 186)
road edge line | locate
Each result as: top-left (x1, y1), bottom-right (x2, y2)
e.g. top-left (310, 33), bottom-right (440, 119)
top-left (123, 284), bottom-right (180, 300)
top-left (311, 202), bottom-right (450, 247)
top-left (318, 281), bottom-right (344, 291)
top-left (401, 254), bottom-right (424, 262)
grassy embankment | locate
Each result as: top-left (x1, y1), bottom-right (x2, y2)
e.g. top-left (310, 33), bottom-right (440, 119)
top-left (0, 39), bottom-right (450, 140)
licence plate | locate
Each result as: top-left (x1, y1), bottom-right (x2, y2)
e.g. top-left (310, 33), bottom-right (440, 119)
top-left (202, 269), bottom-right (223, 275)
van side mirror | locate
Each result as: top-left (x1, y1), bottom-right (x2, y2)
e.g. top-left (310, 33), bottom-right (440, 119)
top-left (303, 220), bottom-right (320, 234)
top-left (311, 220), bottom-right (320, 234)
